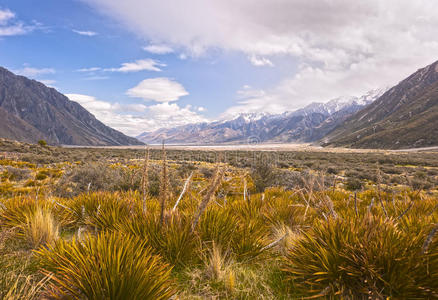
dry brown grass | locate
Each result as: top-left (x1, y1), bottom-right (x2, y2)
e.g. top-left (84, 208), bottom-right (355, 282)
top-left (22, 207), bottom-right (59, 248)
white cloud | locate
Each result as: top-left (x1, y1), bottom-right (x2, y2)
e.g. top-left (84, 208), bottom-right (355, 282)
top-left (14, 67), bottom-right (55, 77)
top-left (0, 24), bottom-right (27, 36)
top-left (66, 93), bottom-right (207, 135)
top-left (248, 55), bottom-right (273, 67)
top-left (67, 94), bottom-right (146, 112)
top-left (105, 59), bottom-right (165, 72)
top-left (77, 67), bottom-right (102, 72)
top-left (126, 77), bottom-right (189, 102)
top-left (146, 102), bottom-right (208, 129)
top-left (0, 9), bottom-right (15, 25)
top-left (84, 76), bottom-right (109, 80)
top-left (72, 29), bottom-right (98, 36)
top-left (86, 0), bottom-right (438, 113)
top-left (0, 8), bottom-right (35, 36)
top-left (143, 44), bottom-right (174, 54)
top-left (39, 79), bottom-right (56, 86)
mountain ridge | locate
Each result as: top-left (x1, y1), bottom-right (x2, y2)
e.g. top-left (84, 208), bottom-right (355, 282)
top-left (137, 88), bottom-right (386, 144)
top-left (324, 60), bottom-right (438, 149)
top-left (0, 67), bottom-right (143, 146)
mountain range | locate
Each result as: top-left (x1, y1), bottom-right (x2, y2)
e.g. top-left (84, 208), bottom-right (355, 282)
top-left (0, 67), bottom-right (142, 146)
top-left (138, 60), bottom-right (438, 149)
top-left (137, 88), bottom-right (387, 145)
top-left (325, 60), bottom-right (438, 149)
top-left (1, 59), bottom-right (437, 149)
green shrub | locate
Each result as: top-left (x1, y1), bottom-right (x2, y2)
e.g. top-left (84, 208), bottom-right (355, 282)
top-left (34, 172), bottom-right (47, 181)
top-left (37, 140), bottom-right (47, 147)
top-left (251, 159), bottom-right (277, 192)
top-left (54, 163), bottom-right (128, 197)
top-left (2, 167), bottom-right (31, 182)
top-left (345, 177), bottom-right (363, 191)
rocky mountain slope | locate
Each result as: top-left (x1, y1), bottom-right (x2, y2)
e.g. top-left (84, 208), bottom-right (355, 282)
top-left (137, 89), bottom-right (385, 144)
top-left (324, 60), bottom-right (438, 149)
top-left (0, 67), bottom-right (143, 146)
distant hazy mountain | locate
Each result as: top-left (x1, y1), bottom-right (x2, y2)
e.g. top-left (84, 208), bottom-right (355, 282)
top-left (0, 67), bottom-right (143, 146)
top-left (137, 89), bottom-right (386, 144)
top-left (324, 60), bottom-right (438, 149)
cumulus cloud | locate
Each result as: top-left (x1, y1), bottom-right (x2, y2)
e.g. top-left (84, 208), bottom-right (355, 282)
top-left (105, 59), bottom-right (165, 72)
top-left (248, 55), bottom-right (273, 67)
top-left (72, 29), bottom-right (98, 36)
top-left (0, 8), bottom-right (36, 36)
top-left (126, 77), bottom-right (189, 102)
top-left (67, 94), bottom-right (146, 112)
top-left (66, 93), bottom-right (207, 135)
top-left (85, 0), bottom-right (438, 114)
top-left (143, 44), bottom-right (174, 54)
top-left (146, 102), bottom-right (208, 129)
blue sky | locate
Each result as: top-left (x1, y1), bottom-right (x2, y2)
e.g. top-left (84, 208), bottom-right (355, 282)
top-left (1, 0), bottom-right (438, 136)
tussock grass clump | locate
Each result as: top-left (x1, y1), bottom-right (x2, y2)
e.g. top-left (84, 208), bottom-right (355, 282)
top-left (36, 231), bottom-right (175, 300)
top-left (120, 212), bottom-right (199, 268)
top-left (282, 215), bottom-right (438, 298)
top-left (22, 207), bottom-right (59, 248)
top-left (66, 191), bottom-right (140, 231)
top-left (198, 207), bottom-right (236, 247)
top-left (231, 218), bottom-right (267, 262)
top-left (0, 196), bottom-right (40, 228)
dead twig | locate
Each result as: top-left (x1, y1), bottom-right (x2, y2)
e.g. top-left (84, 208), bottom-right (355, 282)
top-left (192, 165), bottom-right (223, 231)
top-left (261, 233), bottom-right (288, 252)
top-left (172, 171), bottom-right (194, 212)
top-left (160, 141), bottom-right (169, 225)
top-left (396, 202), bottom-right (414, 221)
top-left (141, 146), bottom-right (150, 215)
top-left (422, 224), bottom-right (438, 254)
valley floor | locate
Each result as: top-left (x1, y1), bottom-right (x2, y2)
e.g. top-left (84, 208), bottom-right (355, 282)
top-left (63, 142), bottom-right (438, 153)
top-left (1, 139), bottom-right (438, 299)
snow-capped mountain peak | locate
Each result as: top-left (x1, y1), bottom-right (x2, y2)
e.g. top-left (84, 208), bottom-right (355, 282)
top-left (137, 88), bottom-right (386, 145)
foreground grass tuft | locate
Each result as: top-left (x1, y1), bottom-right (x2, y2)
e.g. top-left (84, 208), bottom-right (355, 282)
top-left (36, 231), bottom-right (175, 300)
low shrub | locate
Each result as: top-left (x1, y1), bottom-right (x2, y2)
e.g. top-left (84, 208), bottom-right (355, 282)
top-left (345, 177), bottom-right (363, 191)
top-left (2, 167), bottom-right (31, 182)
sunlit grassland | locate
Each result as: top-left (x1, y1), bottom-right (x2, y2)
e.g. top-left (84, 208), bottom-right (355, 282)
top-left (1, 141), bottom-right (438, 298)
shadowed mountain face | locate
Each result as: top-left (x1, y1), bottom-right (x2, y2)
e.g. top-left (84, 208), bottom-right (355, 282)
top-left (137, 89), bottom-right (385, 145)
top-left (0, 67), bottom-right (143, 146)
top-left (324, 60), bottom-right (438, 149)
